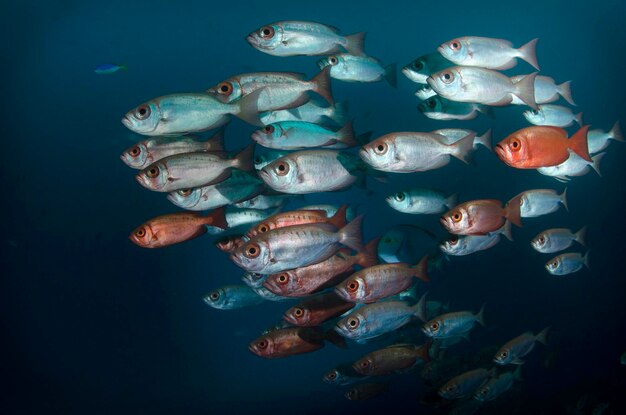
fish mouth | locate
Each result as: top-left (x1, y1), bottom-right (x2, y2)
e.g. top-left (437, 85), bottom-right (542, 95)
top-left (282, 313), bottom-right (298, 326)
top-left (250, 131), bottom-right (265, 144)
top-left (401, 67), bottom-right (411, 75)
top-left (135, 174), bottom-right (150, 189)
top-left (258, 169), bottom-right (272, 184)
top-left (246, 34), bottom-right (259, 47)
top-left (421, 326), bottom-right (431, 337)
top-left (247, 343), bottom-right (260, 356)
top-left (333, 287), bottom-right (350, 301)
top-left (334, 324), bottom-right (348, 337)
top-left (439, 216), bottom-right (450, 230)
top-left (358, 148), bottom-right (371, 162)
top-left (121, 114), bottom-right (132, 129)
top-left (436, 45), bottom-right (445, 54)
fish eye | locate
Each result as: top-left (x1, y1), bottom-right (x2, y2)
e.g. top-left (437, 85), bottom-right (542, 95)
top-left (347, 318), bottom-right (359, 328)
top-left (447, 386), bottom-right (454, 392)
top-left (449, 237), bottom-right (458, 246)
top-left (293, 307), bottom-right (304, 317)
top-left (327, 372), bottom-right (337, 380)
top-left (260, 26), bottom-right (275, 39)
top-left (531, 109), bottom-right (539, 115)
top-left (129, 146), bottom-right (141, 157)
top-left (257, 339), bottom-right (268, 349)
top-left (244, 243), bottom-right (261, 258)
top-left (134, 227), bottom-right (146, 238)
top-left (427, 98), bottom-right (436, 109)
top-left (178, 189), bottom-right (193, 197)
top-left (360, 360), bottom-right (369, 368)
top-left (481, 388), bottom-right (489, 395)
top-left (274, 162), bottom-right (290, 176)
top-left (217, 82), bottom-right (233, 96)
top-left (257, 223), bottom-right (270, 233)
top-left (510, 139), bottom-right (521, 151)
top-left (430, 322), bottom-right (440, 331)
top-left (135, 105), bottom-right (151, 120)
top-left (374, 142), bottom-right (388, 155)
top-left (538, 236), bottom-right (545, 244)
top-left (451, 211), bottom-right (463, 223)
top-left (347, 280), bottom-right (359, 292)
top-left (412, 60), bottom-right (423, 70)
top-left (209, 291), bottom-right (220, 301)
top-left (551, 260), bottom-right (558, 268)
top-left (329, 56), bottom-right (338, 65)
top-left (441, 71), bottom-right (454, 84)
top-left (263, 125), bottom-right (275, 134)
top-left (395, 192), bottom-right (405, 201)
top-left (277, 273), bottom-right (289, 284)
top-left (254, 156), bottom-right (262, 164)
top-left (146, 166), bottom-right (160, 178)
top-left (500, 351), bottom-right (508, 358)
top-left (450, 40), bottom-right (461, 50)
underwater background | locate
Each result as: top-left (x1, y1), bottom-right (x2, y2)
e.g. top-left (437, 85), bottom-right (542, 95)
top-left (2, 0), bottom-right (626, 413)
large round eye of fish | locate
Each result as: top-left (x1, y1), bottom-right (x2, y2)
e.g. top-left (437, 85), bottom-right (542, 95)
top-left (430, 321), bottom-right (440, 331)
top-left (244, 243), bottom-right (261, 258)
top-left (178, 189), bottom-right (193, 197)
top-left (134, 227), bottom-right (146, 238)
top-left (263, 125), bottom-right (275, 134)
top-left (217, 82), bottom-right (233, 96)
top-left (510, 138), bottom-right (522, 151)
top-left (277, 273), bottom-right (289, 284)
top-left (531, 109), bottom-right (539, 115)
top-left (394, 192), bottom-right (405, 202)
top-left (293, 307), bottom-right (304, 318)
top-left (129, 146), bottom-right (141, 157)
top-left (374, 142), bottom-right (388, 155)
top-left (481, 388), bottom-right (489, 396)
top-left (440, 71), bottom-right (455, 84)
top-left (209, 291), bottom-right (220, 301)
top-left (359, 360), bottom-right (370, 369)
top-left (451, 211), bottom-right (463, 223)
top-left (347, 317), bottom-right (360, 329)
top-left (326, 372), bottom-right (337, 380)
top-left (274, 162), bottom-right (290, 176)
top-left (135, 105), bottom-right (151, 120)
top-left (347, 280), bottom-right (359, 292)
top-left (500, 350), bottom-right (508, 359)
top-left (328, 56), bottom-right (338, 65)
top-left (538, 236), bottom-right (545, 244)
top-left (426, 98), bottom-right (436, 109)
top-left (446, 385), bottom-right (455, 393)
top-left (146, 166), bottom-right (160, 178)
top-left (259, 26), bottom-right (275, 39)
top-left (256, 223), bottom-right (270, 233)
top-left (257, 339), bottom-right (268, 349)
top-left (551, 260), bottom-right (558, 268)
top-left (412, 60), bottom-right (423, 70)
top-left (450, 40), bottom-right (461, 51)
top-left (449, 236), bottom-right (459, 246)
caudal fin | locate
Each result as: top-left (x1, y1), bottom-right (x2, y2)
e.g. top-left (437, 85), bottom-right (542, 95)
top-left (338, 215), bottom-right (364, 252)
top-left (498, 219), bottom-right (513, 242)
top-left (513, 71), bottom-right (538, 110)
top-left (331, 101), bottom-right (349, 126)
top-left (590, 152), bottom-right (605, 177)
top-left (311, 66), bottom-right (334, 106)
top-left (324, 329), bottom-right (347, 349)
top-left (384, 63), bottom-right (397, 88)
top-left (609, 121), bottom-right (623, 142)
top-left (475, 129), bottom-right (493, 152)
top-left (574, 226), bottom-right (587, 247)
top-left (568, 125), bottom-right (592, 162)
top-left (337, 121), bottom-right (358, 148)
top-left (557, 81), bottom-right (575, 106)
top-left (343, 32), bottom-right (366, 56)
top-left (574, 112), bottom-right (584, 126)
top-left (449, 132), bottom-right (476, 164)
top-left (414, 293), bottom-right (427, 322)
top-left (327, 204), bottom-right (348, 229)
top-left (414, 341), bottom-right (431, 363)
top-left (412, 255), bottom-right (430, 282)
top-left (583, 251), bottom-right (591, 270)
top-left (233, 143), bottom-right (255, 172)
top-left (445, 193), bottom-right (458, 210)
top-left (505, 194), bottom-right (523, 228)
top-left (560, 187), bottom-right (568, 211)
top-left (354, 237), bottom-right (380, 268)
top-left (476, 304), bottom-right (486, 327)
top-left (518, 38), bottom-right (540, 70)
top-left (205, 206), bottom-right (228, 230)
top-left (535, 326), bottom-right (550, 345)
top-left (234, 88), bottom-right (263, 126)
top-left (205, 125), bottom-right (226, 151)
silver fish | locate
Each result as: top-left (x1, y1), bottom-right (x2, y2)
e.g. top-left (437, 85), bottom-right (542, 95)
top-left (203, 285), bottom-right (265, 310)
top-left (432, 128), bottom-right (492, 151)
top-left (234, 193), bottom-right (296, 210)
top-left (386, 188), bottom-right (457, 214)
top-left (318, 54), bottom-right (396, 86)
top-left (439, 367), bottom-right (495, 399)
top-left (251, 121), bottom-right (362, 150)
top-left (206, 206), bottom-right (280, 235)
top-left (537, 151), bottom-right (604, 182)
top-left (418, 95), bottom-right (492, 120)
top-left (300, 204), bottom-right (358, 222)
top-left (531, 226), bottom-right (587, 253)
top-left (512, 188), bottom-right (568, 218)
top-left (259, 101), bottom-right (348, 126)
top-left (438, 36), bottom-right (539, 70)
top-left (524, 104), bottom-right (583, 127)
top-left (510, 75), bottom-right (575, 105)
top-left (402, 53), bottom-right (454, 84)
top-left (422, 306), bottom-right (485, 339)
top-left (587, 121), bottom-right (623, 154)
top-left (474, 367), bottom-right (522, 401)
top-left (334, 301), bottom-right (421, 341)
top-left (545, 252), bottom-right (589, 275)
top-left (494, 328), bottom-right (549, 365)
top-left (440, 221), bottom-right (512, 256)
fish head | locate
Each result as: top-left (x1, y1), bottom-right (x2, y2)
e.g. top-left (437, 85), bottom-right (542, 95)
top-left (230, 239), bottom-right (272, 273)
top-left (438, 380), bottom-right (460, 399)
top-left (241, 272), bottom-right (266, 288)
top-left (334, 275), bottom-right (366, 302)
top-left (263, 270), bottom-right (298, 295)
top-left (418, 96), bottom-right (444, 114)
top-left (121, 141), bottom-right (149, 168)
top-left (530, 232), bottom-right (549, 252)
top-left (215, 236), bottom-right (244, 254)
top-left (440, 205), bottom-right (471, 234)
top-left (523, 107), bottom-right (545, 125)
top-left (335, 312), bottom-right (366, 339)
top-left (415, 85), bottom-right (434, 100)
top-left (352, 356), bottom-right (375, 376)
top-left (545, 256), bottom-right (562, 275)
top-left (167, 188), bottom-right (202, 209)
top-left (283, 305), bottom-right (310, 326)
top-left (136, 161), bottom-right (170, 191)
top-left (386, 191), bottom-right (411, 212)
top-left (246, 23), bottom-right (284, 52)
top-left (317, 54), bottom-right (337, 70)
top-left (494, 132), bottom-right (530, 167)
top-left (422, 317), bottom-right (445, 338)
top-left (209, 79), bottom-right (243, 104)
top-left (129, 223), bottom-right (157, 248)
top-left (248, 334), bottom-right (275, 358)
top-left (259, 156), bottom-right (299, 191)
top-left (438, 38), bottom-right (469, 63)
top-left (203, 288), bottom-right (227, 309)
top-left (251, 123), bottom-right (284, 146)
top-left (359, 136), bottom-right (398, 170)
top-left (246, 219), bottom-right (276, 240)
top-left (322, 369), bottom-right (342, 385)
top-left (402, 56), bottom-right (429, 83)
top-left (494, 346), bottom-right (513, 365)
top-left (439, 236), bottom-right (462, 255)
top-left (122, 100), bottom-right (161, 135)
top-left (428, 67), bottom-right (462, 99)
top-left (474, 384), bottom-right (493, 402)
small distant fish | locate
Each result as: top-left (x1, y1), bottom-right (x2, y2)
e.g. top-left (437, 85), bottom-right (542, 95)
top-left (251, 121), bottom-right (366, 150)
top-left (335, 301), bottom-right (422, 341)
top-left (129, 209), bottom-right (227, 248)
top-left (524, 104), bottom-right (583, 127)
top-left (438, 36), bottom-right (539, 70)
top-left (234, 193), bottom-right (295, 210)
top-left (418, 96), bottom-right (491, 121)
top-left (440, 221), bottom-right (512, 256)
top-left (344, 383), bottom-right (389, 400)
top-left (402, 53), bottom-right (454, 84)
top-left (377, 225), bottom-right (438, 264)
top-left (495, 126), bottom-right (591, 169)
top-left (441, 197), bottom-right (522, 236)
top-left (531, 226), bottom-right (587, 253)
top-left (203, 285), bottom-right (265, 310)
top-left (428, 67), bottom-right (538, 109)
top-left (246, 21), bottom-right (366, 57)
top-left (318, 54), bottom-right (396, 86)
top-left (438, 367), bottom-right (495, 399)
top-left (494, 328), bottom-right (549, 365)
top-left (352, 343), bottom-right (431, 376)
top-left (474, 366), bottom-right (522, 401)
top-left (386, 188), bottom-right (457, 215)
top-left (512, 188), bottom-right (568, 218)
top-left (260, 101), bottom-right (348, 126)
top-left (300, 204), bottom-right (358, 222)
top-left (415, 84), bottom-right (437, 100)
top-left (537, 150), bottom-right (604, 181)
top-left (208, 206), bottom-right (279, 235)
top-left (587, 121), bottom-right (623, 154)
top-left (283, 292), bottom-right (355, 327)
top-left (323, 363), bottom-right (370, 385)
top-left (94, 63), bottom-right (127, 74)
top-left (545, 252), bottom-right (590, 275)
top-left (422, 305), bottom-right (486, 339)
top-left (510, 75), bottom-right (575, 105)
top-left (248, 326), bottom-right (345, 358)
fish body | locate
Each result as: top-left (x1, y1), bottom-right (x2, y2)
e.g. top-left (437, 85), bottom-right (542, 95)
top-left (537, 151), bottom-right (604, 181)
top-left (587, 121), bottom-right (623, 154)
top-left (514, 188), bottom-right (568, 218)
top-left (335, 301), bottom-right (420, 341)
top-left (300, 204), bottom-right (358, 221)
top-left (428, 67), bottom-right (538, 109)
top-left (136, 144), bottom-right (254, 192)
top-left (250, 285), bottom-right (291, 302)
top-left (129, 209), bottom-right (227, 248)
top-left (246, 21), bottom-right (365, 57)
top-left (495, 126), bottom-right (591, 169)
top-left (422, 306), bottom-right (485, 339)
top-left (474, 367), bottom-right (522, 401)
top-left (510, 75), bottom-right (575, 105)
top-left (94, 63), bottom-right (126, 74)
top-left (403, 53), bottom-right (454, 84)
top-left (441, 198), bottom-right (521, 235)
top-left (438, 37), bottom-right (539, 70)
top-left (233, 193), bottom-right (292, 210)
top-left (494, 328), bottom-right (549, 365)
top-left (230, 216), bottom-right (363, 274)
top-left (203, 285), bottom-right (264, 309)
top-left (359, 131), bottom-right (475, 173)
top-left (545, 252), bottom-right (589, 275)
top-left (524, 104), bottom-right (583, 127)
top-left (248, 326), bottom-right (344, 358)
top-left (334, 257), bottom-right (429, 303)
top-left (344, 383), bottom-right (389, 400)
top-left (353, 343), bottom-right (430, 376)
top-left (318, 54), bottom-right (396, 86)
top-left (440, 221), bottom-right (511, 256)
top-left (259, 150), bottom-right (365, 194)
top-left (283, 292), bottom-right (355, 327)
top-left (121, 129), bottom-right (225, 169)
top-left (418, 96), bottom-right (490, 120)
top-left (438, 368), bottom-right (494, 399)
top-left (415, 84), bottom-right (437, 100)
top-left (531, 227), bottom-right (586, 253)
top-left (245, 206), bottom-right (345, 239)
top-left (323, 363), bottom-right (369, 385)
top-left (260, 100), bottom-right (348, 126)
top-left (386, 188), bottom-right (457, 214)
top-left (167, 170), bottom-right (263, 211)
top-left (251, 121), bottom-right (359, 150)
top-left (433, 128), bottom-right (492, 151)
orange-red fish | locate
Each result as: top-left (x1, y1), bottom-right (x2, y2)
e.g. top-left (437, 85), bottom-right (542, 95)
top-left (248, 327), bottom-right (345, 358)
top-left (495, 125), bottom-right (591, 168)
top-left (130, 208), bottom-right (227, 248)
top-left (283, 292), bottom-right (355, 327)
top-left (245, 205), bottom-right (347, 239)
top-left (440, 198), bottom-right (521, 235)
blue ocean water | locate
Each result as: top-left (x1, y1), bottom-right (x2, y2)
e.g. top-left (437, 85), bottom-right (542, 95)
top-left (2, 0), bottom-right (625, 413)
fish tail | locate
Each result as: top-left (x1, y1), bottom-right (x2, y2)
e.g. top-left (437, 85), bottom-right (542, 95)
top-left (205, 206), bottom-right (228, 230)
top-left (560, 187), bottom-right (568, 211)
top-left (331, 101), bottom-right (349, 126)
top-left (327, 204), bottom-right (349, 229)
top-left (498, 219), bottom-right (513, 242)
top-left (338, 215), bottom-right (364, 252)
top-left (343, 32), bottom-right (367, 56)
top-left (337, 121), bottom-right (358, 147)
top-left (504, 194), bottom-right (523, 228)
top-left (384, 63), bottom-right (397, 88)
top-left (205, 124), bottom-right (227, 151)
top-left (233, 143), bottom-right (256, 172)
top-left (536, 326), bottom-right (550, 345)
top-left (609, 121), bottom-right (623, 142)
top-left (568, 125), bottom-right (592, 162)
top-left (445, 193), bottom-right (458, 210)
top-left (557, 80), bottom-right (576, 106)
top-left (415, 341), bottom-right (432, 363)
top-left (575, 225), bottom-right (587, 247)
top-left (449, 131), bottom-right (476, 164)
top-left (583, 251), bottom-right (591, 270)
top-left (120, 63), bottom-right (128, 71)
top-left (414, 292), bottom-right (427, 322)
top-left (311, 66), bottom-right (334, 106)
top-left (234, 88), bottom-right (263, 126)
top-left (574, 112), bottom-right (584, 126)
top-left (475, 129), bottom-right (493, 152)
top-left (590, 152), bottom-right (605, 177)
top-left (354, 237), bottom-right (380, 268)
top-left (324, 328), bottom-right (347, 349)
top-left (412, 255), bottom-right (430, 282)
top-left (518, 38), bottom-right (540, 70)
top-left (512, 71), bottom-right (538, 109)
top-left (476, 303), bottom-right (486, 327)
top-left (476, 104), bottom-right (495, 119)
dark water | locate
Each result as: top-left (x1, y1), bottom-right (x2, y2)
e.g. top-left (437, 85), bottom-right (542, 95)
top-left (2, 0), bottom-right (626, 413)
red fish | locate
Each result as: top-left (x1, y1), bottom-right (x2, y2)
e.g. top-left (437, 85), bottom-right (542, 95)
top-left (353, 342), bottom-right (431, 376)
top-left (129, 208), bottom-right (227, 248)
top-left (283, 292), bottom-right (355, 327)
top-left (248, 327), bottom-right (345, 358)
top-left (440, 198), bottom-right (521, 235)
top-left (246, 205), bottom-right (347, 239)
top-left (495, 125), bottom-right (591, 168)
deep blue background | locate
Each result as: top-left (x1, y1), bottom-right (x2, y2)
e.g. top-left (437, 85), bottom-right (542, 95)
top-left (2, 0), bottom-right (625, 413)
